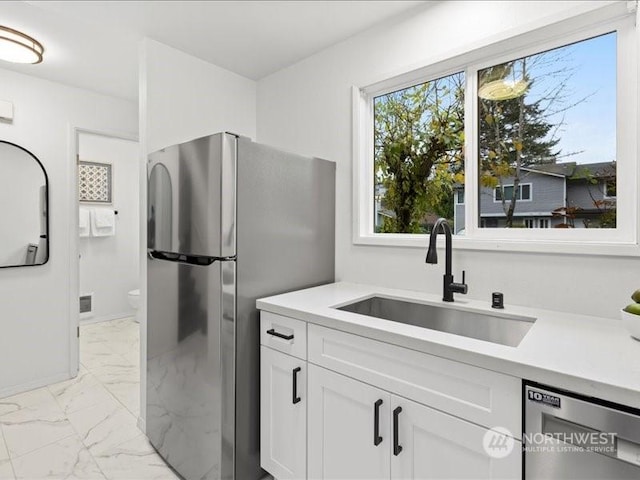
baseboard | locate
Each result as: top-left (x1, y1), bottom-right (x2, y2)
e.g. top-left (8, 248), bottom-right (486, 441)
top-left (137, 416), bottom-right (146, 433)
top-left (0, 371), bottom-right (71, 399)
top-left (80, 311), bottom-right (136, 325)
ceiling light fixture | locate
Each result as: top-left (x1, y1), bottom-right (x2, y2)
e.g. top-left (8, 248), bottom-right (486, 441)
top-left (478, 79), bottom-right (529, 101)
top-left (0, 26), bottom-right (44, 64)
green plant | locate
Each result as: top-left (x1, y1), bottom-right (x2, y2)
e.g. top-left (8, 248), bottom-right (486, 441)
top-left (623, 289), bottom-right (640, 316)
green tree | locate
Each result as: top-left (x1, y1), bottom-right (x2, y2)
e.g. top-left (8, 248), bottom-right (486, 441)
top-left (570, 162), bottom-right (617, 228)
top-left (374, 74), bottom-right (464, 233)
top-left (478, 58), bottom-right (561, 227)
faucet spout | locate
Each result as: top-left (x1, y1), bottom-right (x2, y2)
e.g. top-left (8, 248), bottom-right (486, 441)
top-left (425, 218), bottom-right (467, 302)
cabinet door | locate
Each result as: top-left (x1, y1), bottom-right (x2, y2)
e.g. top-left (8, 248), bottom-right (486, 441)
top-left (308, 364), bottom-right (390, 480)
top-left (261, 346), bottom-right (307, 480)
top-left (309, 364), bottom-right (391, 480)
top-left (391, 395), bottom-right (521, 480)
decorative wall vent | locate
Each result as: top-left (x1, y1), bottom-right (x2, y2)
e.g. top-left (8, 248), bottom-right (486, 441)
top-left (79, 293), bottom-right (93, 316)
top-left (78, 161), bottom-right (112, 204)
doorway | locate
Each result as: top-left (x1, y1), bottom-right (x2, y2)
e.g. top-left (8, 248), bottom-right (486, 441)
top-left (73, 130), bottom-right (141, 416)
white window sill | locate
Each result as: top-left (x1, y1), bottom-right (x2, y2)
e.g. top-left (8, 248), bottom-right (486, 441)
top-left (353, 233), bottom-right (640, 257)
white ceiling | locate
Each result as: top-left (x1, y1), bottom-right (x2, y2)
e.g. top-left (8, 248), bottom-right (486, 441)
top-left (0, 1), bottom-right (428, 100)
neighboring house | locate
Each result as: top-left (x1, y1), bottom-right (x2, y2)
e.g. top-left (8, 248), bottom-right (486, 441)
top-left (374, 184), bottom-right (395, 229)
top-left (374, 184), bottom-right (440, 232)
top-left (454, 161), bottom-right (616, 233)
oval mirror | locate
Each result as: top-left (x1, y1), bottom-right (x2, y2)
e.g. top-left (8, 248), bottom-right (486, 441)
top-left (0, 141), bottom-right (49, 267)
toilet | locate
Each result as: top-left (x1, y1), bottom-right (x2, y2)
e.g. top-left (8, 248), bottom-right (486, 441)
top-left (128, 289), bottom-right (140, 322)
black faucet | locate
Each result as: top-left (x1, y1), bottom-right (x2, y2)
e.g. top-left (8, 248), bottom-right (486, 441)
top-left (425, 218), bottom-right (468, 302)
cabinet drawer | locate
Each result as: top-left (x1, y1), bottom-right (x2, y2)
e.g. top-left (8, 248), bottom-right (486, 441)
top-left (260, 311), bottom-right (307, 360)
top-left (308, 324), bottom-right (521, 435)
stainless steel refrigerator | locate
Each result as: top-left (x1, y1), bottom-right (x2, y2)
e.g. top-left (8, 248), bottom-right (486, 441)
top-left (146, 133), bottom-right (335, 480)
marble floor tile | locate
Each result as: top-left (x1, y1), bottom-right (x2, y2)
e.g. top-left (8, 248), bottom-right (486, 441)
top-left (80, 350), bottom-right (131, 373)
top-left (79, 343), bottom-right (115, 364)
top-left (67, 397), bottom-right (141, 456)
top-left (0, 460), bottom-right (14, 480)
top-left (0, 389), bottom-right (76, 458)
top-left (0, 428), bottom-right (8, 462)
top-left (103, 336), bottom-right (139, 357)
top-left (0, 317), bottom-right (160, 478)
top-left (90, 369), bottom-right (140, 417)
top-left (47, 366), bottom-right (97, 394)
top-left (120, 350), bottom-right (140, 367)
top-left (0, 388), bottom-right (57, 419)
top-left (90, 361), bottom-right (138, 384)
top-left (108, 384), bottom-right (140, 417)
top-left (93, 435), bottom-right (178, 480)
top-left (48, 373), bottom-right (114, 415)
top-left (11, 434), bottom-right (104, 480)
top-left (0, 411), bottom-right (76, 459)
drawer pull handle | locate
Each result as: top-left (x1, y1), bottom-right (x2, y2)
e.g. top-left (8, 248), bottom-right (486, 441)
top-left (292, 367), bottom-right (301, 404)
top-left (267, 328), bottom-right (294, 341)
top-left (393, 406), bottom-right (403, 456)
top-left (374, 399), bottom-right (383, 446)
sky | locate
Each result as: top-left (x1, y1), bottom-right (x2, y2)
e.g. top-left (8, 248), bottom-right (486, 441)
top-left (522, 32), bottom-right (616, 165)
top-left (373, 32), bottom-right (617, 169)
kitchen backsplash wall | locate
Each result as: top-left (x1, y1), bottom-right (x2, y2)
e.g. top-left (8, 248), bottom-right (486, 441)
top-left (256, 0), bottom-right (637, 319)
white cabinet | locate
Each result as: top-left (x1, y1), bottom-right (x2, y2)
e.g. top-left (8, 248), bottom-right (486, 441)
top-left (391, 395), bottom-right (521, 480)
top-left (261, 311), bottom-right (308, 360)
top-left (260, 346), bottom-right (307, 480)
top-left (308, 364), bottom-right (391, 480)
top-left (308, 324), bottom-right (521, 435)
top-left (259, 310), bottom-right (522, 480)
top-left (307, 365), bottom-right (521, 480)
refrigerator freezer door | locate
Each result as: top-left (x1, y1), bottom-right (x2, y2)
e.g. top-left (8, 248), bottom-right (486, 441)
top-left (148, 133), bottom-right (237, 258)
top-left (147, 254), bottom-right (236, 480)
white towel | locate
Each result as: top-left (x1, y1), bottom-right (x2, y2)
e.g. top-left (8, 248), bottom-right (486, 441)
top-left (79, 208), bottom-right (90, 237)
top-left (94, 209), bottom-right (115, 228)
top-left (90, 208), bottom-right (116, 237)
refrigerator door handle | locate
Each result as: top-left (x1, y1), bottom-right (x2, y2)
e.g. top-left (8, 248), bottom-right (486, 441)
top-left (148, 250), bottom-right (236, 265)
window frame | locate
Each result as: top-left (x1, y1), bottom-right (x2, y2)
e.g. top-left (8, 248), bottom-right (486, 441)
top-left (493, 183), bottom-right (532, 203)
top-left (352, 4), bottom-right (639, 256)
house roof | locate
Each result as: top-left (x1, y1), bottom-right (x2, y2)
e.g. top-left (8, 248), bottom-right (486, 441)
top-left (518, 161), bottom-right (615, 180)
top-left (568, 161), bottom-right (616, 179)
top-left (524, 162), bottom-right (577, 177)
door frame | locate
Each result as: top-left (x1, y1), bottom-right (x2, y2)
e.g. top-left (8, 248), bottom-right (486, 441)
top-left (68, 126), bottom-right (139, 377)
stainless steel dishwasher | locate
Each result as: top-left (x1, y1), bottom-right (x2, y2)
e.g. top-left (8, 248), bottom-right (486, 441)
top-left (524, 382), bottom-right (640, 479)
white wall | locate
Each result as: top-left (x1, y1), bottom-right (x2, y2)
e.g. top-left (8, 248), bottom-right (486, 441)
top-left (79, 133), bottom-right (139, 323)
top-left (139, 38), bottom-right (257, 428)
top-left (143, 39), bottom-right (256, 153)
top-left (257, 0), bottom-right (639, 319)
top-left (0, 67), bottom-right (137, 397)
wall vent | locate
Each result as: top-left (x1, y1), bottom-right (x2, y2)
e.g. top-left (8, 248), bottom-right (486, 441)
top-left (79, 293), bottom-right (93, 317)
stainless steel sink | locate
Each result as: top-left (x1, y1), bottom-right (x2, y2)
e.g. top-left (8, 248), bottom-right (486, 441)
top-left (336, 296), bottom-right (536, 347)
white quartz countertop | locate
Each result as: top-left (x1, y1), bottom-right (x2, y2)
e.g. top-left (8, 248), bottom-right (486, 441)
top-left (257, 282), bottom-right (640, 408)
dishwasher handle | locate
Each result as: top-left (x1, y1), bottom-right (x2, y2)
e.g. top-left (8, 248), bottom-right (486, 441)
top-left (543, 413), bottom-right (640, 467)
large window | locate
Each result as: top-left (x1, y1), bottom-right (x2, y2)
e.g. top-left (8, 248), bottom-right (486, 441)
top-left (477, 33), bottom-right (617, 230)
top-left (373, 72), bottom-right (464, 234)
top-left (355, 8), bottom-right (637, 253)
